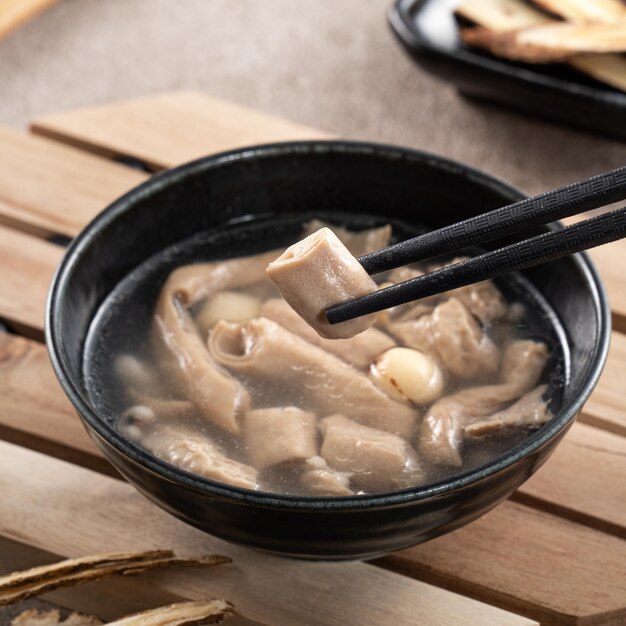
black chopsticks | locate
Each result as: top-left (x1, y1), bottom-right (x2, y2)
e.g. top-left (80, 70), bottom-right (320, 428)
top-left (325, 166), bottom-right (626, 326)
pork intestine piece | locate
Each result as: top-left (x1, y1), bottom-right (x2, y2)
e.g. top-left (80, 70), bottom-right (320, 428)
top-left (244, 406), bottom-right (318, 469)
top-left (320, 415), bottom-right (424, 492)
top-left (302, 220), bottom-right (392, 256)
top-left (208, 317), bottom-right (418, 439)
top-left (126, 394), bottom-right (195, 420)
top-left (195, 291), bottom-right (262, 336)
top-left (142, 425), bottom-right (258, 490)
top-left (390, 298), bottom-right (499, 380)
top-left (114, 355), bottom-right (195, 419)
top-left (419, 339), bottom-right (549, 466)
top-left (465, 385), bottom-right (551, 437)
top-left (153, 274), bottom-right (251, 435)
top-left (301, 456), bottom-right (354, 496)
top-left (385, 261), bottom-right (508, 325)
top-left (260, 298), bottom-right (395, 369)
top-left (266, 228), bottom-right (379, 339)
top-left (165, 249), bottom-right (282, 306)
top-left (427, 258), bottom-right (508, 324)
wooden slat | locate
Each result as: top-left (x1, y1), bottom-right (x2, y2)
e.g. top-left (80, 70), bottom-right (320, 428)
top-left (0, 126), bottom-right (147, 239)
top-left (0, 225), bottom-right (62, 336)
top-left (0, 441), bottom-right (536, 626)
top-left (562, 215), bottom-right (626, 335)
top-left (377, 500), bottom-right (626, 626)
top-left (30, 91), bottom-right (332, 171)
top-left (0, 0), bottom-right (57, 40)
top-left (579, 330), bottom-right (626, 437)
top-left (585, 244), bottom-right (626, 334)
top-left (515, 422), bottom-right (626, 538)
top-left (0, 332), bottom-right (112, 475)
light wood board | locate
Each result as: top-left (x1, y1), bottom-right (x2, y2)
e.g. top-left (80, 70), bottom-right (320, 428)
top-left (31, 91), bottom-right (332, 171)
top-left (0, 440), bottom-right (536, 626)
top-left (0, 126), bottom-right (147, 238)
top-left (515, 422), bottom-right (626, 537)
top-left (0, 224), bottom-right (62, 336)
top-left (377, 500), bottom-right (626, 625)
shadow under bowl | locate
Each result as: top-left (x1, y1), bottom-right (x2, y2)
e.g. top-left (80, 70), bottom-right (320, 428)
top-left (46, 141), bottom-right (610, 560)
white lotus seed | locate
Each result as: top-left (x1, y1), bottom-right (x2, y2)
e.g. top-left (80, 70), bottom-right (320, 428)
top-left (371, 347), bottom-right (444, 405)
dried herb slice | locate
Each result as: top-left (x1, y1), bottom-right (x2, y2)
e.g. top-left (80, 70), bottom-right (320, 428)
top-left (455, 0), bottom-right (549, 31)
top-left (455, 0), bottom-right (626, 90)
top-left (106, 601), bottom-right (235, 626)
top-left (12, 609), bottom-right (102, 626)
top-left (0, 552), bottom-right (230, 607)
top-left (462, 22), bottom-right (626, 63)
top-left (530, 0), bottom-right (626, 24)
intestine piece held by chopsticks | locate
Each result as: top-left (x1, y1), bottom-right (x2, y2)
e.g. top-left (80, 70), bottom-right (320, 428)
top-left (266, 227), bottom-right (379, 339)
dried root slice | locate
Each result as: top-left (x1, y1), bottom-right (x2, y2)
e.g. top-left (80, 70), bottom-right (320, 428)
top-left (106, 601), bottom-right (235, 626)
top-left (456, 0), bottom-right (550, 31)
top-left (12, 602), bottom-right (234, 626)
top-left (456, 0), bottom-right (626, 91)
top-left (12, 609), bottom-right (102, 626)
top-left (0, 551), bottom-right (231, 607)
top-left (462, 22), bottom-right (626, 63)
top-left (529, 0), bottom-right (626, 24)
top-left (464, 385), bottom-right (551, 436)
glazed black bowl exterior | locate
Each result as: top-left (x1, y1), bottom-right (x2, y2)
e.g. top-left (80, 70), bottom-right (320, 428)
top-left (47, 141), bottom-right (610, 560)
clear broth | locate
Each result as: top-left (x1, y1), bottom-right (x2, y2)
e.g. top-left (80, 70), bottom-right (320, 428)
top-left (84, 213), bottom-right (567, 496)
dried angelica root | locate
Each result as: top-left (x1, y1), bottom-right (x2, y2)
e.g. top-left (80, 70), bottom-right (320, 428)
top-left (106, 601), bottom-right (235, 626)
top-left (11, 602), bottom-right (235, 626)
top-left (12, 609), bottom-right (102, 626)
top-left (0, 551), bottom-right (231, 607)
top-left (462, 22), bottom-right (626, 63)
top-left (529, 0), bottom-right (626, 24)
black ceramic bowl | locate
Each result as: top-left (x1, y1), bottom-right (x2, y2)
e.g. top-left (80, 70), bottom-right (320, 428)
top-left (47, 141), bottom-right (610, 560)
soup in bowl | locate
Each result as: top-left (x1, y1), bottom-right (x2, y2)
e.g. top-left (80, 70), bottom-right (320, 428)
top-left (47, 141), bottom-right (609, 559)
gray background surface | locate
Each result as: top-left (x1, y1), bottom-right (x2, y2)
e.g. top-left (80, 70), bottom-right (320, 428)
top-left (1, 0), bottom-right (625, 195)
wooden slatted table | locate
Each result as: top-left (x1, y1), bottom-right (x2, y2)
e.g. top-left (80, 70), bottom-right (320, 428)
top-left (0, 92), bottom-right (624, 626)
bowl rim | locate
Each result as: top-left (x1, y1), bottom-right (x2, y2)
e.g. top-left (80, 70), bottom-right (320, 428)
top-left (46, 139), bottom-right (612, 511)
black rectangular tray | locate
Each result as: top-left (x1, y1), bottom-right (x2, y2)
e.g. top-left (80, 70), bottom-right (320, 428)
top-left (388, 0), bottom-right (626, 141)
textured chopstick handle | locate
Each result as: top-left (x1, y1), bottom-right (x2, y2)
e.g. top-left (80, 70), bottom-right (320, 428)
top-left (359, 166), bottom-right (626, 275)
top-left (327, 206), bottom-right (626, 324)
